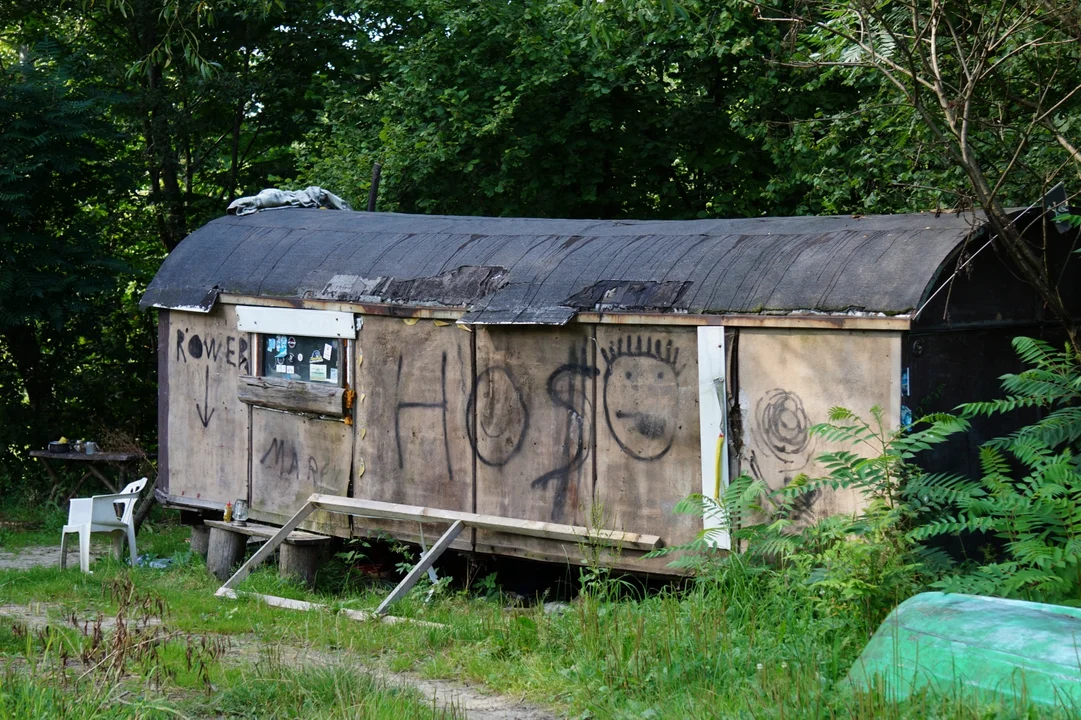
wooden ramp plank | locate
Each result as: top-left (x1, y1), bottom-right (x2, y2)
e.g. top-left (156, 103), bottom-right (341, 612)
top-left (309, 494), bottom-right (662, 552)
top-left (375, 520), bottom-right (464, 615)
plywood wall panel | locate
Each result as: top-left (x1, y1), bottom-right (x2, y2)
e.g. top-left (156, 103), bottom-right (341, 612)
top-left (472, 326), bottom-right (599, 557)
top-left (165, 306), bottom-right (250, 508)
top-left (593, 327), bottom-right (702, 557)
top-left (351, 317), bottom-right (473, 548)
top-left (736, 329), bottom-right (902, 521)
top-left (249, 407), bottom-right (352, 536)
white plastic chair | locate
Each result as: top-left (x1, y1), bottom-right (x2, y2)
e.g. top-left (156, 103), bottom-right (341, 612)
top-left (60, 477), bottom-right (148, 573)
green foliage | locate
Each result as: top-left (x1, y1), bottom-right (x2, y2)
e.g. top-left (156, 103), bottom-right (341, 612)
top-left (907, 337), bottom-right (1081, 604)
top-left (654, 407), bottom-right (965, 626)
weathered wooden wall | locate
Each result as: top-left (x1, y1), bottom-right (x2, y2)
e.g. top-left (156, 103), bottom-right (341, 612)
top-left (736, 329), bottom-right (901, 521)
top-left (249, 408), bottom-right (352, 536)
top-left (472, 325), bottom-right (598, 561)
top-left (352, 317), bottom-right (473, 549)
top-left (163, 304), bottom-right (903, 571)
top-left (594, 327), bottom-right (701, 564)
top-left (164, 306), bottom-right (251, 509)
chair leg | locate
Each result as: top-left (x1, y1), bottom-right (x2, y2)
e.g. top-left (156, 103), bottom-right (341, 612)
top-left (79, 527), bottom-right (91, 574)
top-left (60, 531), bottom-right (68, 570)
top-left (126, 525), bottom-right (137, 567)
top-left (112, 531), bottom-right (124, 561)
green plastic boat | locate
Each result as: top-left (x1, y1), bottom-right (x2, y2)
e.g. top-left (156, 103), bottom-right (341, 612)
top-left (847, 592), bottom-right (1081, 710)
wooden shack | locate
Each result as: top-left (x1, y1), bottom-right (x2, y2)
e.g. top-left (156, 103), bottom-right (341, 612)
top-left (140, 208), bottom-right (1081, 571)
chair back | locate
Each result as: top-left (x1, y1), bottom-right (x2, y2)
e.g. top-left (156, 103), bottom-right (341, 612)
top-left (115, 477), bottom-right (148, 525)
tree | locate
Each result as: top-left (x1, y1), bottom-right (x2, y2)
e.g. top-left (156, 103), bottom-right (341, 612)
top-left (750, 0), bottom-right (1081, 345)
top-left (4, 1), bottom-right (373, 250)
top-left (0, 44), bottom-right (137, 482)
top-left (293, 0), bottom-right (876, 220)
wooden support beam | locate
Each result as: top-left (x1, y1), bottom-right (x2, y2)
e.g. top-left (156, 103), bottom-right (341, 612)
top-left (376, 520), bottom-right (464, 615)
top-left (308, 495), bottom-right (662, 552)
top-left (237, 375), bottom-right (345, 416)
top-left (219, 501), bottom-right (315, 591)
top-left (215, 588), bottom-right (444, 627)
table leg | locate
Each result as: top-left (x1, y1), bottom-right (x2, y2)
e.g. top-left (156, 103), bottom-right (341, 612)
top-left (88, 465), bottom-right (119, 493)
top-left (40, 458), bottom-right (64, 502)
top-left (66, 472), bottom-right (94, 501)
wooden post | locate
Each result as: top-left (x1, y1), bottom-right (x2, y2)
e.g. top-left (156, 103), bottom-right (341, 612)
top-left (190, 525), bottom-right (211, 558)
top-left (207, 527), bottom-right (247, 581)
top-left (376, 520), bottom-right (464, 615)
top-left (279, 543), bottom-right (323, 587)
top-left (219, 501), bottom-right (316, 591)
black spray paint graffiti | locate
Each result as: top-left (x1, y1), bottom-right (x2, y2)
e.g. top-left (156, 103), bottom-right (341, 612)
top-left (750, 389), bottom-right (818, 519)
top-left (176, 328), bottom-right (250, 429)
top-left (530, 342), bottom-right (599, 522)
top-left (600, 334), bottom-right (681, 461)
top-left (395, 352), bottom-right (454, 481)
top-left (259, 437), bottom-right (338, 489)
top-left (754, 389), bottom-right (813, 467)
top-left (175, 329), bottom-right (250, 372)
top-left (195, 366), bottom-right (215, 428)
top-left (466, 365), bottom-right (530, 467)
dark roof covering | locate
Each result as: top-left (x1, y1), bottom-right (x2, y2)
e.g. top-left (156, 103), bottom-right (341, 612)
top-left (141, 209), bottom-right (984, 323)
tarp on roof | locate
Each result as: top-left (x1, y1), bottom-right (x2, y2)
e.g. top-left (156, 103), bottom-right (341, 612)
top-left (140, 209), bottom-right (985, 322)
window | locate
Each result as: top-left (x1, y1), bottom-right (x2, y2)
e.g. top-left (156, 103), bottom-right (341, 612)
top-left (261, 334), bottom-right (343, 385)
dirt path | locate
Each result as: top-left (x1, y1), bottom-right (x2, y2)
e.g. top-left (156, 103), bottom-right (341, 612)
top-left (227, 635), bottom-right (558, 720)
top-left (0, 544), bottom-right (105, 571)
top-left (0, 548), bottom-right (560, 720)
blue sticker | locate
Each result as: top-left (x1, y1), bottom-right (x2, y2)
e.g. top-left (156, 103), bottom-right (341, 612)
top-left (266, 337), bottom-right (277, 352)
top-left (901, 368), bottom-right (910, 397)
top-left (900, 405), bottom-right (913, 429)
top-left (276, 335), bottom-right (288, 358)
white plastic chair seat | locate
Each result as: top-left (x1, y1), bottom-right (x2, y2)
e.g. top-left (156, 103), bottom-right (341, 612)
top-left (61, 477), bottom-right (148, 573)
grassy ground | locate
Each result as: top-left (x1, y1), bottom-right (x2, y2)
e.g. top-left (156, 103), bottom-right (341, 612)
top-left (0, 511), bottom-right (1073, 719)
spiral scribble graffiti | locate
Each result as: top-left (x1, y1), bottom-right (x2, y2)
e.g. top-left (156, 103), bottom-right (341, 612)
top-left (754, 389), bottom-right (812, 465)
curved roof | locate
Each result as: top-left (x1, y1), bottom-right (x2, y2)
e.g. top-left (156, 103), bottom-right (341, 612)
top-left (141, 209), bottom-right (982, 323)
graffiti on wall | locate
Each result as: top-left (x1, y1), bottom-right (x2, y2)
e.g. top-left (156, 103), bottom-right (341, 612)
top-left (467, 365), bottom-right (529, 468)
top-left (378, 328), bottom-right (689, 523)
top-left (748, 387), bottom-right (818, 519)
top-left (529, 342), bottom-right (598, 520)
top-left (601, 335), bottom-right (681, 461)
top-left (395, 351), bottom-right (455, 480)
top-left (175, 327), bottom-right (249, 429)
top-left (259, 436), bottom-right (341, 492)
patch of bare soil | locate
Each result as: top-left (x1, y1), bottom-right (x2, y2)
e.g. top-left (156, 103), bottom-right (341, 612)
top-left (229, 637), bottom-right (558, 720)
top-left (0, 544), bottom-right (105, 571)
top-left (1, 599), bottom-right (557, 720)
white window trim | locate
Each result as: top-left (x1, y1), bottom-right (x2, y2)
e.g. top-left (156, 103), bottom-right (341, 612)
top-left (236, 306), bottom-right (356, 339)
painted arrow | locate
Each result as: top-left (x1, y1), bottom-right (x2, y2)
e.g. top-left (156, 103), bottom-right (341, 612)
top-left (196, 366), bottom-right (216, 428)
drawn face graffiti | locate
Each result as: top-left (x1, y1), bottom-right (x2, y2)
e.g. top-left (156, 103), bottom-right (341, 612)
top-left (466, 366), bottom-right (529, 467)
top-left (601, 335), bottom-right (681, 461)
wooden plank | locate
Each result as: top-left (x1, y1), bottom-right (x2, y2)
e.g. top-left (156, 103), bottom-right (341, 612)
top-left (237, 375), bottom-right (345, 416)
top-left (351, 317), bottom-right (473, 550)
top-left (473, 325), bottom-right (597, 557)
top-left (215, 588), bottom-right (444, 627)
top-left (250, 407), bottom-right (352, 536)
top-left (309, 495), bottom-right (661, 551)
top-left (736, 329), bottom-right (902, 523)
top-left (697, 326), bottom-right (730, 549)
top-left (165, 305), bottom-right (251, 508)
top-left (216, 294), bottom-right (910, 330)
top-left (376, 520), bottom-right (464, 614)
top-left (203, 520), bottom-right (332, 545)
top-left (219, 501), bottom-right (315, 590)
top-left (158, 311), bottom-right (170, 496)
top-left (594, 326), bottom-right (703, 559)
top-left (235, 306), bottom-right (355, 338)
top-left (30, 451), bottom-right (141, 462)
